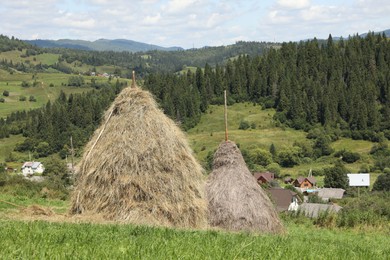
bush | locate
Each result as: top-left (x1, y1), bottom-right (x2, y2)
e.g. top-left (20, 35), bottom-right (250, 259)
top-left (238, 120), bottom-right (250, 130)
top-left (21, 81), bottom-right (30, 88)
top-left (293, 140), bottom-right (314, 158)
top-left (337, 192), bottom-right (390, 228)
top-left (277, 149), bottom-right (300, 167)
top-left (249, 148), bottom-right (273, 166)
top-left (3, 90), bottom-right (9, 96)
top-left (323, 161), bottom-right (349, 189)
top-left (19, 96), bottom-right (26, 101)
top-left (68, 75), bottom-right (85, 87)
top-left (313, 134), bottom-right (334, 157)
top-left (334, 149), bottom-right (360, 163)
top-left (29, 95), bottom-right (36, 102)
top-left (341, 151), bottom-right (360, 163)
top-left (372, 173), bottom-right (390, 191)
top-left (0, 98), bottom-right (4, 103)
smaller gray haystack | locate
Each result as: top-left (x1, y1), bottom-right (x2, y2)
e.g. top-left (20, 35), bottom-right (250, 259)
top-left (206, 140), bottom-right (284, 233)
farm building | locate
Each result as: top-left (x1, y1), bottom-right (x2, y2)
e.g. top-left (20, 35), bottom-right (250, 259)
top-left (69, 82), bottom-right (207, 228)
top-left (206, 140), bottom-right (284, 233)
top-left (21, 162), bottom-right (45, 176)
top-left (293, 176), bottom-right (317, 189)
top-left (267, 187), bottom-right (300, 212)
top-left (254, 171), bottom-right (275, 184)
top-left (299, 203), bottom-right (342, 218)
top-left (317, 188), bottom-right (345, 202)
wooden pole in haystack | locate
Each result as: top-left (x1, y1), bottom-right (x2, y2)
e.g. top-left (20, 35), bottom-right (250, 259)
top-left (131, 70), bottom-right (136, 88)
top-left (70, 136), bottom-right (75, 176)
top-left (224, 90), bottom-right (228, 141)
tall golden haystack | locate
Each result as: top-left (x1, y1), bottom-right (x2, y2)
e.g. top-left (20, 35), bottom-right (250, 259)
top-left (70, 85), bottom-right (207, 228)
top-left (206, 140), bottom-right (284, 233)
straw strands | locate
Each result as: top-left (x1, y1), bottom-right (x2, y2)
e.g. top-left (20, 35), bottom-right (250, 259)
top-left (206, 140), bottom-right (284, 233)
top-left (70, 87), bottom-right (207, 228)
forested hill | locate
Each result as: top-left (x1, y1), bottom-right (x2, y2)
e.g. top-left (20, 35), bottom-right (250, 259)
top-left (25, 39), bottom-right (183, 52)
top-left (51, 41), bottom-right (276, 74)
top-left (1, 34), bottom-right (277, 74)
top-left (144, 33), bottom-right (390, 139)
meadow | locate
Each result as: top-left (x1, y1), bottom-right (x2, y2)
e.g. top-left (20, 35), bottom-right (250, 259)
top-left (187, 103), bottom-right (380, 183)
top-left (0, 70), bottom-right (93, 117)
top-left (0, 217), bottom-right (389, 259)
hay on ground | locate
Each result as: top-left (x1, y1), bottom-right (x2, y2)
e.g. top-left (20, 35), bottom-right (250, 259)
top-left (69, 86), bottom-right (207, 228)
top-left (22, 205), bottom-right (54, 216)
top-left (206, 141), bottom-right (284, 233)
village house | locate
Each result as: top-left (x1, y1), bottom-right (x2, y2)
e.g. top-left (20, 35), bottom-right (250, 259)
top-left (317, 188), bottom-right (345, 202)
top-left (293, 176), bottom-right (317, 189)
top-left (253, 172), bottom-right (275, 184)
top-left (21, 161), bottom-right (45, 176)
top-left (267, 187), bottom-right (300, 212)
top-left (284, 176), bottom-right (293, 184)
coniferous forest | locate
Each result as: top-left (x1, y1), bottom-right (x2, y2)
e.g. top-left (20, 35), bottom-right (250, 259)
top-left (144, 33), bottom-right (390, 139)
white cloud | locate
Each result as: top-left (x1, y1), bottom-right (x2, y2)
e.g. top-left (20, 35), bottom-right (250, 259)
top-left (0, 0), bottom-right (389, 48)
top-left (163, 0), bottom-right (199, 14)
top-left (143, 13), bottom-right (162, 25)
top-left (277, 0), bottom-right (310, 9)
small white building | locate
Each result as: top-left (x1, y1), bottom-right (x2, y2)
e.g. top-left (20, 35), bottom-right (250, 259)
top-left (21, 161), bottom-right (45, 176)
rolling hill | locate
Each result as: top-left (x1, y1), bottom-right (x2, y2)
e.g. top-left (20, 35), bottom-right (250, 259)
top-left (25, 38), bottom-right (183, 52)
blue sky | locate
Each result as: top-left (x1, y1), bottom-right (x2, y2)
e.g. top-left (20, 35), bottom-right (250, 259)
top-left (1, 0), bottom-right (389, 49)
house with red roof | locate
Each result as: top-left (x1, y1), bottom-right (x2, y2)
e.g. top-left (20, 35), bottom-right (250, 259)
top-left (253, 172), bottom-right (275, 184)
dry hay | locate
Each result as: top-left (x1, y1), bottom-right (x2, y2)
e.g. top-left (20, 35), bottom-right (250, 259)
top-left (69, 86), bottom-right (207, 229)
top-left (21, 205), bottom-right (55, 216)
top-left (206, 141), bottom-right (284, 233)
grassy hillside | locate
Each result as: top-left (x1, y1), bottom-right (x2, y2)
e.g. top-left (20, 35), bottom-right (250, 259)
top-left (187, 103), bottom-right (381, 185)
top-left (188, 103), bottom-right (305, 161)
top-left (0, 70), bottom-right (123, 118)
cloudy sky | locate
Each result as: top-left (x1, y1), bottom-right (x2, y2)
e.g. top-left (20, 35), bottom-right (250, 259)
top-left (1, 0), bottom-right (389, 49)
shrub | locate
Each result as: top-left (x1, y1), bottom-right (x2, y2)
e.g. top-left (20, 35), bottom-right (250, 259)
top-left (0, 98), bottom-right (4, 103)
top-left (68, 75), bottom-right (85, 87)
top-left (341, 151), bottom-right (360, 163)
top-left (238, 120), bottom-right (250, 130)
top-left (3, 90), bottom-right (9, 96)
top-left (21, 81), bottom-right (30, 88)
top-left (372, 173), bottom-right (390, 191)
top-left (277, 149), bottom-right (300, 167)
top-left (29, 95), bottom-right (36, 102)
top-left (334, 149), bottom-right (360, 163)
top-left (323, 161), bottom-right (349, 189)
top-left (249, 148), bottom-right (273, 166)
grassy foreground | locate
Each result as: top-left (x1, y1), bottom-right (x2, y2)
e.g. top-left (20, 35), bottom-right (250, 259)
top-left (0, 219), bottom-right (389, 259)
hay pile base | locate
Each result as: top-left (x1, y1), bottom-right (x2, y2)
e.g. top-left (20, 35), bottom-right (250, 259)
top-left (70, 87), bottom-right (206, 229)
top-left (206, 141), bottom-right (284, 233)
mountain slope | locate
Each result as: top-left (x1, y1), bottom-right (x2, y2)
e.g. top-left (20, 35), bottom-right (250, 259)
top-left (25, 38), bottom-right (183, 52)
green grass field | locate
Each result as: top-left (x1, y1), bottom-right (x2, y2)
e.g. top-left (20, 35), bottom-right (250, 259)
top-left (187, 103), bottom-right (379, 179)
top-left (0, 134), bottom-right (25, 162)
top-left (0, 71), bottom-right (117, 117)
top-left (188, 103), bottom-right (306, 162)
top-left (0, 219), bottom-right (388, 259)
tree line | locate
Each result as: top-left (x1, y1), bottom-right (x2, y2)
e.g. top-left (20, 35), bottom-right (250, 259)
top-left (144, 33), bottom-right (390, 139)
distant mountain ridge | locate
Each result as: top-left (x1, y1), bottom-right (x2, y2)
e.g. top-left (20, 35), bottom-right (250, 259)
top-left (25, 38), bottom-right (183, 52)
